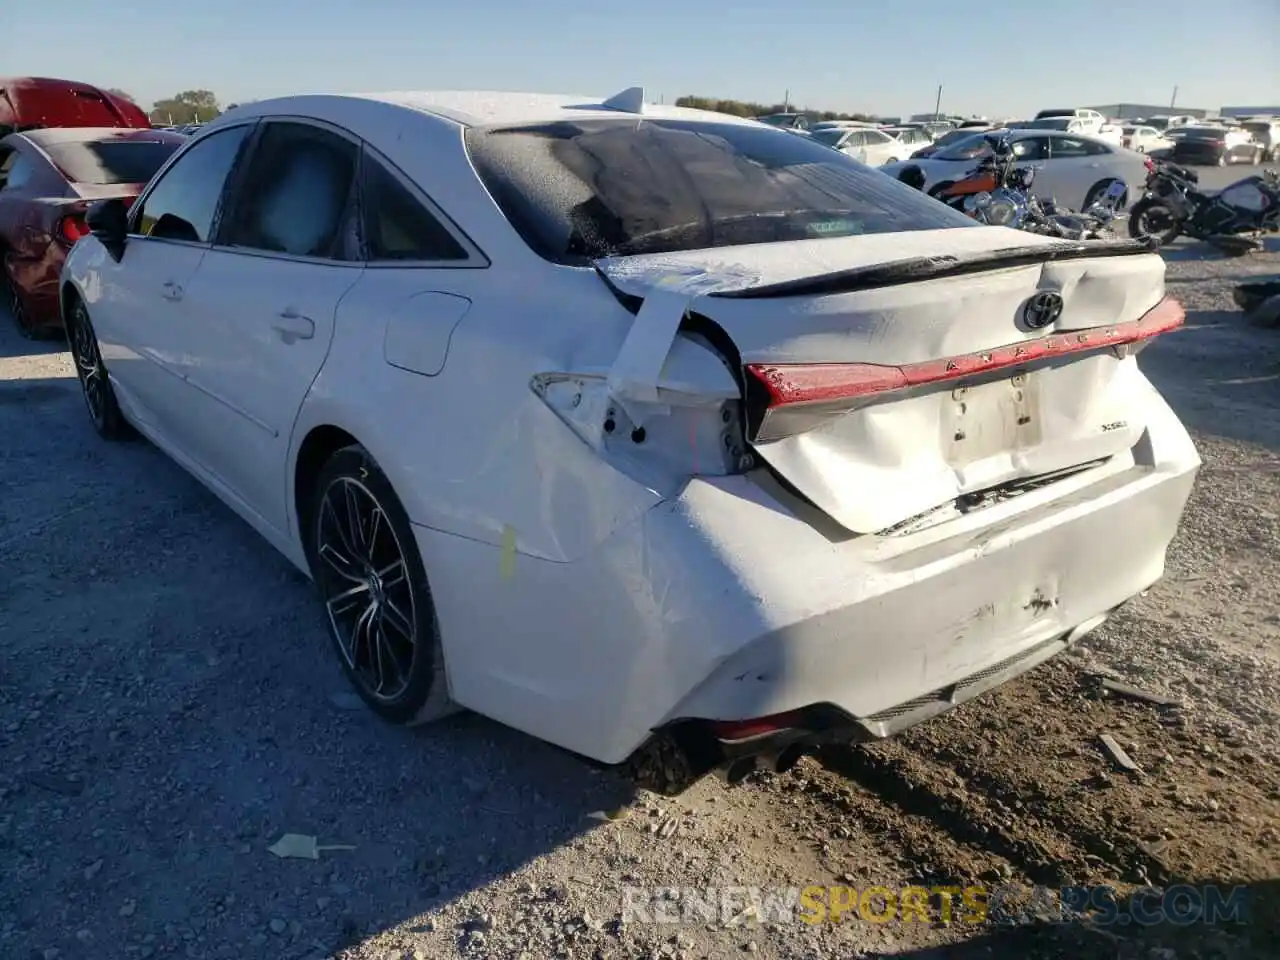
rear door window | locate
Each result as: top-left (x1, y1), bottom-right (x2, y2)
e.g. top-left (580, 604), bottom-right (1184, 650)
top-left (465, 118), bottom-right (975, 264)
top-left (1, 151), bottom-right (37, 191)
top-left (1048, 135), bottom-right (1106, 158)
top-left (360, 153), bottom-right (468, 262)
top-left (220, 121), bottom-right (358, 259)
top-left (133, 124), bottom-right (253, 243)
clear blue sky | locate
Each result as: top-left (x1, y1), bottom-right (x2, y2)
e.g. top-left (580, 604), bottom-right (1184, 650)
top-left (4, 0), bottom-right (1278, 117)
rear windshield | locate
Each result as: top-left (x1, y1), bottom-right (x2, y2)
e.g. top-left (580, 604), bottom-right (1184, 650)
top-left (810, 128), bottom-right (849, 146)
top-left (44, 139), bottom-right (181, 185)
top-left (465, 119), bottom-right (974, 264)
top-left (1180, 127), bottom-right (1227, 140)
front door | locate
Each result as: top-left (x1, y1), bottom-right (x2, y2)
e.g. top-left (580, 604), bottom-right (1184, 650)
top-left (164, 119), bottom-right (364, 534)
top-left (86, 123), bottom-right (255, 435)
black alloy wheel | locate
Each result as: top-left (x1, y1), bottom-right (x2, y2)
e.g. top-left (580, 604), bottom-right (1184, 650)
top-left (310, 446), bottom-right (452, 724)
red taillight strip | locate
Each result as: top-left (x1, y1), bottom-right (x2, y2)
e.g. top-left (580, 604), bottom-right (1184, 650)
top-left (58, 214), bottom-right (90, 245)
top-left (747, 296), bottom-right (1185, 408)
top-left (709, 709), bottom-right (808, 742)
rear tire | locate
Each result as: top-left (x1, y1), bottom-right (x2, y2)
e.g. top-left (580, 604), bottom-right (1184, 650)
top-left (307, 445), bottom-right (455, 726)
top-left (1128, 198), bottom-right (1183, 246)
top-left (67, 299), bottom-right (134, 441)
top-left (1, 261), bottom-right (57, 341)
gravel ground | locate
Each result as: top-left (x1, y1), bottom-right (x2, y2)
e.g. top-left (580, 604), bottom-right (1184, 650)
top-left (1, 188), bottom-right (1278, 960)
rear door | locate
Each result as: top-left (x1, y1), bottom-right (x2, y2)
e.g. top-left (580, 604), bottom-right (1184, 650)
top-left (0, 144), bottom-right (41, 258)
top-left (164, 118), bottom-right (364, 533)
top-left (840, 130), bottom-right (869, 163)
top-left (1044, 135), bottom-right (1109, 208)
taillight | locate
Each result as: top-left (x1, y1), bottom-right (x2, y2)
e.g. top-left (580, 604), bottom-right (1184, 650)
top-left (58, 215), bottom-right (90, 245)
top-left (1144, 156), bottom-right (1155, 173)
top-left (744, 297), bottom-right (1185, 443)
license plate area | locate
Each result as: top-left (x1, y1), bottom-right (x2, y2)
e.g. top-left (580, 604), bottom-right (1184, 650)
top-left (943, 370), bottom-right (1042, 463)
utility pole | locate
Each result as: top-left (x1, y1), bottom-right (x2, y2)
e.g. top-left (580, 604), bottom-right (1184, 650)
top-left (1170, 85), bottom-right (1178, 110)
top-left (784, 89), bottom-right (790, 111)
top-left (934, 84), bottom-right (943, 119)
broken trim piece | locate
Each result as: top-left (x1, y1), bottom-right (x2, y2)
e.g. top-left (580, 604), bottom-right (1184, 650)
top-left (747, 296), bottom-right (1185, 411)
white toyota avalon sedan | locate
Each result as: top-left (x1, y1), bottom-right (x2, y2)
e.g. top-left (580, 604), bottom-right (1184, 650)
top-left (60, 88), bottom-right (1199, 791)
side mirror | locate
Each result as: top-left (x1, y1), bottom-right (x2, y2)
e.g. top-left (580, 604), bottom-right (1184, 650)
top-left (86, 197), bottom-right (129, 262)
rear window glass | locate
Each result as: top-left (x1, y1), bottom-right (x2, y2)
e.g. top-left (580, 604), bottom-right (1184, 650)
top-left (465, 119), bottom-right (974, 264)
top-left (45, 139), bottom-right (181, 185)
top-left (1181, 128), bottom-right (1227, 140)
top-left (810, 128), bottom-right (848, 147)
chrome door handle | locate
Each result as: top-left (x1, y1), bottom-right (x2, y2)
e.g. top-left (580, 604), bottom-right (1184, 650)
top-left (162, 281), bottom-right (184, 301)
top-left (272, 309), bottom-right (315, 342)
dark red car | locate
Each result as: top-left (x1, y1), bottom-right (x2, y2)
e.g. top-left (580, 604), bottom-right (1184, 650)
top-left (0, 127), bottom-right (184, 338)
top-left (0, 77), bottom-right (151, 136)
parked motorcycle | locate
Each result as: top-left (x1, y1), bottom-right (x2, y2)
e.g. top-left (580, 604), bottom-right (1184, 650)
top-left (904, 132), bottom-right (1123, 239)
top-left (1128, 160), bottom-right (1280, 247)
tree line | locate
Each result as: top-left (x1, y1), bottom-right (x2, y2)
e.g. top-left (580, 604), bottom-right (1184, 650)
top-left (107, 88), bottom-right (226, 125)
top-left (674, 95), bottom-right (876, 122)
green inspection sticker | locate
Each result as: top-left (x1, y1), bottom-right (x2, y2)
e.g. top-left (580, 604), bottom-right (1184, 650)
top-left (806, 219), bottom-right (862, 236)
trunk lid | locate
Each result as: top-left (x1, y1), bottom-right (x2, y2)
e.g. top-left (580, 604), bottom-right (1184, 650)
top-left (596, 228), bottom-right (1174, 534)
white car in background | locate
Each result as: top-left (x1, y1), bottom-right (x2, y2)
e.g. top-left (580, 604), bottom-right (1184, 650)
top-left (884, 128), bottom-right (1151, 211)
top-left (1122, 124), bottom-right (1174, 153)
top-left (809, 124), bottom-right (907, 164)
top-left (882, 125), bottom-right (934, 154)
top-left (1033, 108), bottom-right (1106, 134)
top-left (59, 88), bottom-right (1198, 787)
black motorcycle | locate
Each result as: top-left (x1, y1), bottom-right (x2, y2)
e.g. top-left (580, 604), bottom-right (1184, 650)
top-left (1128, 160), bottom-right (1280, 247)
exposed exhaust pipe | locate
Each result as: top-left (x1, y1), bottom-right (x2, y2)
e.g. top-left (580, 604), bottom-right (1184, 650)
top-left (760, 743), bottom-right (808, 775)
top-left (716, 743), bottom-right (809, 785)
top-left (717, 756), bottom-right (757, 785)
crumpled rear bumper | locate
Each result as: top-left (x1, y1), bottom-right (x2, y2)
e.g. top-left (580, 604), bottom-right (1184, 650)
top-left (417, 377), bottom-right (1199, 766)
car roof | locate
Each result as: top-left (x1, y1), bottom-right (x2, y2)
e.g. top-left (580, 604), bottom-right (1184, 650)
top-left (223, 90), bottom-right (761, 130)
top-left (18, 126), bottom-right (187, 146)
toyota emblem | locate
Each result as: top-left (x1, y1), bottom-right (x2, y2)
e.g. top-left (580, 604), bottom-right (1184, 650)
top-left (1023, 292), bottom-right (1064, 330)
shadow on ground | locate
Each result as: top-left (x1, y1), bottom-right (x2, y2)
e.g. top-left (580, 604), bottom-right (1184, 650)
top-left (890, 877), bottom-right (1278, 959)
top-left (1141, 307), bottom-right (1280, 451)
top-left (0, 361), bottom-right (636, 959)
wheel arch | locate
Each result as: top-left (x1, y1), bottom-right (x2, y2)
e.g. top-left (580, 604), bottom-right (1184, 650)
top-left (60, 278), bottom-right (82, 320)
top-left (292, 423), bottom-right (360, 557)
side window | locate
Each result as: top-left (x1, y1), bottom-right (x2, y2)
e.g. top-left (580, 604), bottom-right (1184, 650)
top-left (2, 152), bottom-right (36, 191)
top-left (222, 121), bottom-right (358, 259)
top-left (1011, 137), bottom-right (1048, 161)
top-left (361, 154), bottom-right (467, 261)
top-left (134, 125), bottom-right (252, 243)
top-left (843, 131), bottom-right (866, 147)
top-left (1048, 136), bottom-right (1092, 159)
top-left (865, 131), bottom-right (891, 145)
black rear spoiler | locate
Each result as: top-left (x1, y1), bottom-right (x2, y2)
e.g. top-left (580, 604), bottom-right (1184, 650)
top-left (709, 238), bottom-right (1161, 300)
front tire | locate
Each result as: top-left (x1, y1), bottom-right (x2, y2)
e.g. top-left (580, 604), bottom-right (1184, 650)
top-left (1128, 198), bottom-right (1183, 246)
top-left (67, 299), bottom-right (133, 441)
top-left (308, 445), bottom-right (454, 726)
